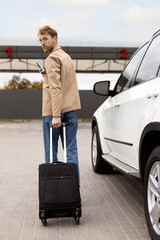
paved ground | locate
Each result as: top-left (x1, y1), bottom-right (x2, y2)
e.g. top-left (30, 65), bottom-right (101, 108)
top-left (0, 121), bottom-right (151, 240)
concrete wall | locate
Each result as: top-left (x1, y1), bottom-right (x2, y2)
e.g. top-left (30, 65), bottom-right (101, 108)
top-left (0, 90), bottom-right (107, 120)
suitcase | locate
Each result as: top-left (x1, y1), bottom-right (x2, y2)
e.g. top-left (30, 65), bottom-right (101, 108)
top-left (39, 123), bottom-right (81, 226)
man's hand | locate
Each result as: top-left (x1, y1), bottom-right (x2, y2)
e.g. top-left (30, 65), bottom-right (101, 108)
top-left (52, 117), bottom-right (61, 128)
top-left (39, 68), bottom-right (46, 77)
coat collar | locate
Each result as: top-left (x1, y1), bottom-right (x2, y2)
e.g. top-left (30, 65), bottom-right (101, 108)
top-left (51, 44), bottom-right (61, 54)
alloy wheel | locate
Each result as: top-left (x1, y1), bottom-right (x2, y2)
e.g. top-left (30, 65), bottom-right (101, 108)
top-left (147, 161), bottom-right (160, 235)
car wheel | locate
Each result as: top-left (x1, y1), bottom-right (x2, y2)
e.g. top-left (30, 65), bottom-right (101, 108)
top-left (144, 146), bottom-right (160, 240)
top-left (91, 125), bottom-right (113, 173)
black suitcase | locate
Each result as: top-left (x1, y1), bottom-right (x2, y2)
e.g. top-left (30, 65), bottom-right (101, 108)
top-left (39, 123), bottom-right (81, 226)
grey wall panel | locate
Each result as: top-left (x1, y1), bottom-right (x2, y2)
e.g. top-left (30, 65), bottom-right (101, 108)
top-left (0, 90), bottom-right (42, 119)
top-left (0, 90), bottom-right (106, 120)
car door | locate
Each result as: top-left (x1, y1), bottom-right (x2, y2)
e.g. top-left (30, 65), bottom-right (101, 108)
top-left (104, 35), bottom-right (160, 169)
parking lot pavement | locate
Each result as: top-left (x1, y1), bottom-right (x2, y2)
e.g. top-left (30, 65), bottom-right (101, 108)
top-left (0, 121), bottom-right (150, 240)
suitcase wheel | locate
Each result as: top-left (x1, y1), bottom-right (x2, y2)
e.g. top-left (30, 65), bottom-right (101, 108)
top-left (74, 216), bottom-right (80, 225)
top-left (74, 208), bottom-right (81, 225)
top-left (40, 211), bottom-right (47, 226)
top-left (41, 218), bottom-right (47, 226)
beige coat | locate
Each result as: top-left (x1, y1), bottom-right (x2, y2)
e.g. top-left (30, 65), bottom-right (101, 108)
top-left (42, 45), bottom-right (81, 117)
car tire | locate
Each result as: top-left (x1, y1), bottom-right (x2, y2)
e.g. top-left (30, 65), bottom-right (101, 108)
top-left (144, 146), bottom-right (160, 240)
top-left (91, 125), bottom-right (113, 173)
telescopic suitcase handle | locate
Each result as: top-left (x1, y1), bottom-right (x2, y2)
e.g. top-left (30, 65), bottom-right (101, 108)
top-left (50, 123), bottom-right (67, 164)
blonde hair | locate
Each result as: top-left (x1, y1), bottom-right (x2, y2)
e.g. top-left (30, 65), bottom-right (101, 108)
top-left (38, 25), bottom-right (58, 38)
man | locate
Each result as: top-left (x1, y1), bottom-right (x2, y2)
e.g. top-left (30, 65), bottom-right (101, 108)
top-left (38, 25), bottom-right (81, 179)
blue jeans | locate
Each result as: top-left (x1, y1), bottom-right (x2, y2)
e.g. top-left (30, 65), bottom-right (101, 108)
top-left (42, 111), bottom-right (80, 182)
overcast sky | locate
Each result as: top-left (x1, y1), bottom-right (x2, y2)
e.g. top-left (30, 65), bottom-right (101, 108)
top-left (1, 0), bottom-right (160, 47)
top-left (0, 0), bottom-right (160, 88)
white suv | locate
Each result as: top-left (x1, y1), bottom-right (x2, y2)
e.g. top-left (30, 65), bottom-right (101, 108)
top-left (91, 30), bottom-right (160, 240)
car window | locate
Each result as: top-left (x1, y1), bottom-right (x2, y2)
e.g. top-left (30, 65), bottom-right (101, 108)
top-left (135, 35), bottom-right (160, 84)
top-left (115, 43), bottom-right (148, 94)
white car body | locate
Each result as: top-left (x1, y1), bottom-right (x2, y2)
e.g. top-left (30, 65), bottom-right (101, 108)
top-left (94, 77), bottom-right (160, 171)
top-left (91, 30), bottom-right (160, 240)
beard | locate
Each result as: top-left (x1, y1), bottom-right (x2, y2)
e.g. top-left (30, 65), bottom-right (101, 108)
top-left (42, 45), bottom-right (53, 53)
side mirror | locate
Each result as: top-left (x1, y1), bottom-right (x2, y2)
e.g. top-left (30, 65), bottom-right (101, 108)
top-left (93, 81), bottom-right (111, 96)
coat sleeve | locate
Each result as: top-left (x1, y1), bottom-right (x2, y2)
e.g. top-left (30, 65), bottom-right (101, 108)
top-left (45, 55), bottom-right (62, 117)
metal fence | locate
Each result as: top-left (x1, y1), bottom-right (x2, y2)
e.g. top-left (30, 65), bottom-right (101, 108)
top-left (0, 90), bottom-right (106, 120)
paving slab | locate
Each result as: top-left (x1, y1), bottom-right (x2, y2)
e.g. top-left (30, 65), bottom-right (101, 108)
top-left (0, 121), bottom-right (150, 240)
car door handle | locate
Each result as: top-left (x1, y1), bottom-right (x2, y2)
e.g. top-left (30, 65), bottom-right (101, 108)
top-left (114, 103), bottom-right (120, 108)
top-left (153, 92), bottom-right (159, 98)
top-left (147, 93), bottom-right (152, 99)
top-left (147, 92), bottom-right (159, 99)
